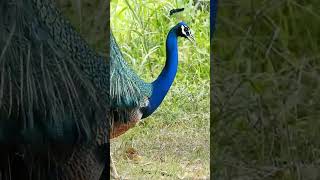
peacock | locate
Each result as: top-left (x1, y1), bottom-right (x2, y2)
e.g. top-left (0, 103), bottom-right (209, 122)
top-left (0, 0), bottom-right (194, 179)
top-left (110, 21), bottom-right (194, 136)
top-left (109, 20), bottom-right (194, 178)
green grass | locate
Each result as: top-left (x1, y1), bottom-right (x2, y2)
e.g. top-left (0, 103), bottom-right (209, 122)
top-left (111, 0), bottom-right (210, 179)
top-left (212, 0), bottom-right (320, 179)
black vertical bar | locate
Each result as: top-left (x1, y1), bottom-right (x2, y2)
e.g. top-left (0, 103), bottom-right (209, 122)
top-left (210, 0), bottom-right (218, 178)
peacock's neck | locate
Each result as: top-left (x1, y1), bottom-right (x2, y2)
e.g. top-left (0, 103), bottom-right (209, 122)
top-left (142, 29), bottom-right (178, 118)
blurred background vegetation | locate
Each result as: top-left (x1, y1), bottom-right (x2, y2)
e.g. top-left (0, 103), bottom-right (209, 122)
top-left (110, 0), bottom-right (209, 179)
top-left (212, 0), bottom-right (320, 179)
top-left (56, 0), bottom-right (107, 53)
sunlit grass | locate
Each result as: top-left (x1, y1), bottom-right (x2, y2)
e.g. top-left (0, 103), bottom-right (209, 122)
top-left (111, 0), bottom-right (210, 179)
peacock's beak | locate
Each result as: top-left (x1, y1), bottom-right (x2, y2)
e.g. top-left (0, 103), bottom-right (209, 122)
top-left (187, 34), bottom-right (195, 43)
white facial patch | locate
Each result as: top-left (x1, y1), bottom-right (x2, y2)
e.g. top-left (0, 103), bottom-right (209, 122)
top-left (181, 25), bottom-right (187, 36)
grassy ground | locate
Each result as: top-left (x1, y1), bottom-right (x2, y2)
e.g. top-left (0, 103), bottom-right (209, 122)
top-left (111, 0), bottom-right (210, 179)
top-left (212, 0), bottom-right (320, 179)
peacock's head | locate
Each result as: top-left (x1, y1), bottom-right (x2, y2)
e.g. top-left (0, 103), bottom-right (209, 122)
top-left (176, 21), bottom-right (195, 42)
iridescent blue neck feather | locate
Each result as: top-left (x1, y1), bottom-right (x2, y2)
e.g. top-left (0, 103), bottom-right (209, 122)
top-left (142, 27), bottom-right (179, 118)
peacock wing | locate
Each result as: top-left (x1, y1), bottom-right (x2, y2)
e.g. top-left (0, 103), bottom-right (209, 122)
top-left (110, 31), bottom-right (152, 124)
